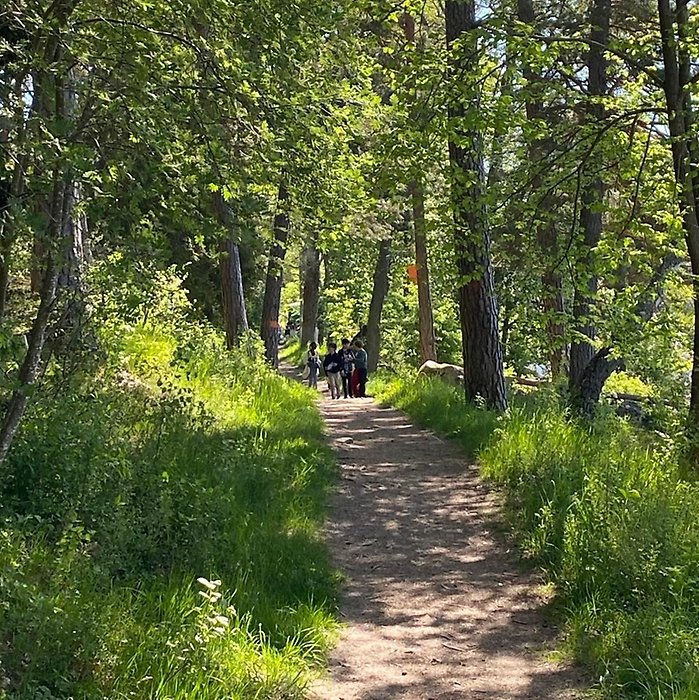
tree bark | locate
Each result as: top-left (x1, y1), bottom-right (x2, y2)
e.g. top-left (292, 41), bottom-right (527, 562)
top-left (366, 236), bottom-right (392, 373)
top-left (260, 181), bottom-right (290, 367)
top-left (0, 167), bottom-right (67, 465)
top-left (300, 231), bottom-right (320, 348)
top-left (569, 0), bottom-right (611, 394)
top-left (0, 257), bottom-right (58, 465)
top-left (411, 180), bottom-right (437, 363)
top-left (0, 14), bottom-right (78, 464)
top-left (573, 347), bottom-right (625, 418)
top-left (213, 191), bottom-right (248, 348)
top-left (445, 0), bottom-right (507, 410)
top-left (657, 0), bottom-right (699, 428)
top-left (402, 13), bottom-right (437, 364)
top-left (219, 238), bottom-right (248, 348)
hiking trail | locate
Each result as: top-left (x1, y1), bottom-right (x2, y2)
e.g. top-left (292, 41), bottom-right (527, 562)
top-left (296, 373), bottom-right (587, 699)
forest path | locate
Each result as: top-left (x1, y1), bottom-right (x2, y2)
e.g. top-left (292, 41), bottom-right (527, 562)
top-left (293, 370), bottom-right (587, 699)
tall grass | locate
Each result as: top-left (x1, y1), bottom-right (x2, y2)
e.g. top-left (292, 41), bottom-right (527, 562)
top-left (374, 372), bottom-right (699, 699)
top-left (371, 371), bottom-right (498, 457)
top-left (279, 338), bottom-right (306, 368)
top-left (0, 321), bottom-right (338, 699)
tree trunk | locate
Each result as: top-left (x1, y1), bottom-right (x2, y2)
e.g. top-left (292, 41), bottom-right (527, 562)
top-left (569, 0), bottom-right (611, 395)
top-left (657, 0), bottom-right (699, 428)
top-left (543, 267), bottom-right (565, 377)
top-left (0, 168), bottom-right (67, 465)
top-left (574, 347), bottom-right (625, 418)
top-left (401, 13), bottom-right (437, 364)
top-left (0, 258), bottom-right (58, 465)
top-left (219, 237), bottom-right (248, 348)
top-left (366, 237), bottom-right (392, 373)
top-left (411, 180), bottom-right (437, 363)
top-left (0, 2), bottom-right (81, 464)
top-left (445, 0), bottom-right (507, 410)
top-left (213, 191), bottom-right (248, 348)
top-left (260, 181), bottom-right (290, 367)
top-left (300, 231), bottom-right (320, 348)
top-left (0, 232), bottom-right (11, 323)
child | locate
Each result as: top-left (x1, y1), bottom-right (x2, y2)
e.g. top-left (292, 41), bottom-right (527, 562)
top-left (307, 341), bottom-right (321, 389)
top-left (338, 338), bottom-right (355, 398)
top-left (323, 342), bottom-right (342, 399)
top-left (352, 340), bottom-right (368, 398)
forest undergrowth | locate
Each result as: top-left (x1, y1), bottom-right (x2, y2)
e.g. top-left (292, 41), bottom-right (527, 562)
top-left (372, 373), bottom-right (699, 700)
top-left (0, 278), bottom-right (338, 700)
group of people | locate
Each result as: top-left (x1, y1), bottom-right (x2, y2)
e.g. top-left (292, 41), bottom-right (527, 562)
top-left (306, 338), bottom-right (368, 399)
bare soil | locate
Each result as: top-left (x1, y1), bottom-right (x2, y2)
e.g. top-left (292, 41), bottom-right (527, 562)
top-left (304, 378), bottom-right (588, 700)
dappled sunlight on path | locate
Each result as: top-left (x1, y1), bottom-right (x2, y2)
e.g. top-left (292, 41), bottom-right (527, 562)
top-left (309, 384), bottom-right (587, 700)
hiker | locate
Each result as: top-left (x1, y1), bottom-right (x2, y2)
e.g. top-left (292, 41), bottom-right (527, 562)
top-left (323, 342), bottom-right (342, 399)
top-left (353, 339), bottom-right (368, 398)
top-left (339, 338), bottom-right (355, 399)
top-left (307, 341), bottom-right (321, 389)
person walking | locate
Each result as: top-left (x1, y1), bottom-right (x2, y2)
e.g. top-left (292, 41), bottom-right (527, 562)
top-left (338, 338), bottom-right (355, 399)
top-left (323, 342), bottom-right (342, 399)
top-left (353, 340), bottom-right (368, 398)
top-left (307, 341), bottom-right (321, 389)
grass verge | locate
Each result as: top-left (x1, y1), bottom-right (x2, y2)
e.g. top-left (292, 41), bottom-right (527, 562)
top-left (371, 371), bottom-right (699, 700)
top-left (0, 322), bottom-right (338, 699)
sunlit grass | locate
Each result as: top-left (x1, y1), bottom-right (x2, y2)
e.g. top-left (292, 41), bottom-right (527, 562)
top-left (373, 371), bottom-right (699, 699)
top-left (0, 322), bottom-right (338, 699)
top-left (371, 370), bottom-right (498, 457)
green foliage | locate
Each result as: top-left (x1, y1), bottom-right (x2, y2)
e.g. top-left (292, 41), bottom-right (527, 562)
top-left (0, 314), bottom-right (338, 698)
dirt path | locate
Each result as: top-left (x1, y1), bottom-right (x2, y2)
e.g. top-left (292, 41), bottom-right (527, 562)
top-left (308, 383), bottom-right (588, 700)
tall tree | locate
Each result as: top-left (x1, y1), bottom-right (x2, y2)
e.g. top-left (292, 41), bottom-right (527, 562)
top-left (300, 230), bottom-right (321, 348)
top-left (213, 191), bottom-right (249, 348)
top-left (402, 12), bottom-right (437, 364)
top-left (445, 0), bottom-right (507, 410)
top-left (260, 181), bottom-right (290, 366)
top-left (656, 0), bottom-right (699, 429)
top-left (517, 0), bottom-right (566, 377)
top-left (366, 236), bottom-right (392, 372)
top-left (569, 0), bottom-right (611, 397)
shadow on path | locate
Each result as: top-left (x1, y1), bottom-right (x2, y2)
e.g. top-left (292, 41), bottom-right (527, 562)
top-left (287, 371), bottom-right (588, 699)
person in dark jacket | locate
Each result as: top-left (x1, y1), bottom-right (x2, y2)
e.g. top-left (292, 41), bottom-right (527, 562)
top-left (338, 338), bottom-right (355, 399)
top-left (323, 342), bottom-right (342, 399)
top-left (352, 339), bottom-right (368, 398)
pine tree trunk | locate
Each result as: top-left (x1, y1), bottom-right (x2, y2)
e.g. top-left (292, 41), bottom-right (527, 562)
top-left (445, 0), bottom-right (507, 410)
top-left (569, 0), bottom-right (610, 394)
top-left (366, 237), bottom-right (392, 373)
top-left (213, 191), bottom-right (248, 348)
top-left (260, 182), bottom-right (289, 367)
top-left (411, 180), bottom-right (437, 363)
top-left (300, 232), bottom-right (320, 348)
top-left (219, 237), bottom-right (248, 348)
